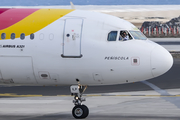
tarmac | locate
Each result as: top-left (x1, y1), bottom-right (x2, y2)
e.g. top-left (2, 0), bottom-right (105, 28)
top-left (150, 38), bottom-right (180, 52)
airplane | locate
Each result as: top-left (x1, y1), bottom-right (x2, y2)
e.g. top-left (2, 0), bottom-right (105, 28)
top-left (0, 7), bottom-right (173, 119)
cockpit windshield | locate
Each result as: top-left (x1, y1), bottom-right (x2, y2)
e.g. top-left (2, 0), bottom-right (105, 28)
top-left (129, 31), bottom-right (147, 40)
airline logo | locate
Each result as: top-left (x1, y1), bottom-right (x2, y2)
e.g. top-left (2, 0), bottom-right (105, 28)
top-left (0, 8), bottom-right (74, 40)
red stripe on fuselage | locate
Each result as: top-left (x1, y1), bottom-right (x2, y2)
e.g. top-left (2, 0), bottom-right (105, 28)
top-left (0, 8), bottom-right (39, 30)
top-left (0, 8), bottom-right (10, 14)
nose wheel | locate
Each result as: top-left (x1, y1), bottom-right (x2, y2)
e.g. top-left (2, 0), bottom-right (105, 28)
top-left (72, 105), bottom-right (89, 119)
top-left (70, 85), bottom-right (89, 119)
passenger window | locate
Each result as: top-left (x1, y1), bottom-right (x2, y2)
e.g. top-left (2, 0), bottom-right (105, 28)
top-left (30, 33), bottom-right (34, 40)
top-left (11, 33), bottom-right (15, 40)
top-left (20, 33), bottom-right (25, 40)
top-left (1, 33), bottom-right (6, 39)
top-left (119, 30), bottom-right (132, 41)
top-left (107, 31), bottom-right (117, 41)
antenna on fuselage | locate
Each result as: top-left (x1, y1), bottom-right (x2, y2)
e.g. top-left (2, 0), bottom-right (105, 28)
top-left (70, 1), bottom-right (75, 9)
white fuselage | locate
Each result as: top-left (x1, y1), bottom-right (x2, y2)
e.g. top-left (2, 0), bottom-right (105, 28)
top-left (0, 9), bottom-right (173, 86)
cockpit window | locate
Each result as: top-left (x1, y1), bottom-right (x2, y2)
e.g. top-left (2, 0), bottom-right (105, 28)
top-left (129, 31), bottom-right (147, 40)
top-left (119, 30), bottom-right (132, 41)
top-left (107, 31), bottom-right (117, 41)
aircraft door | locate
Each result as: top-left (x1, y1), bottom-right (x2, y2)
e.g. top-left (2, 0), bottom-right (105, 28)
top-left (62, 18), bottom-right (83, 58)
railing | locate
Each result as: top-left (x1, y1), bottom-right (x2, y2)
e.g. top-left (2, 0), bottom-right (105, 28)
top-left (140, 26), bottom-right (180, 38)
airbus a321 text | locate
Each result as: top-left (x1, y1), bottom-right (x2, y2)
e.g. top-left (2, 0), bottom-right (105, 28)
top-left (0, 8), bottom-right (173, 119)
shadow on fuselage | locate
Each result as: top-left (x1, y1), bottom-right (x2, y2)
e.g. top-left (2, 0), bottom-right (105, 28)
top-left (0, 59), bottom-right (180, 97)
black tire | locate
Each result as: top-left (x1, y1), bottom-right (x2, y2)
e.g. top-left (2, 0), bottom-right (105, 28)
top-left (72, 105), bottom-right (89, 119)
top-left (81, 105), bottom-right (89, 118)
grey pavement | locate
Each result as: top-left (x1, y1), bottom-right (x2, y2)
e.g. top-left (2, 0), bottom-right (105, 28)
top-left (0, 94), bottom-right (180, 120)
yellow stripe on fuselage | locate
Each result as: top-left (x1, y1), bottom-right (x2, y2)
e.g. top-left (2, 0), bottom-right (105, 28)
top-left (0, 9), bottom-right (74, 40)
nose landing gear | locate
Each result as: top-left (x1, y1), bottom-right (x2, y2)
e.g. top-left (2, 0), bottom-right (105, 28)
top-left (70, 85), bottom-right (89, 119)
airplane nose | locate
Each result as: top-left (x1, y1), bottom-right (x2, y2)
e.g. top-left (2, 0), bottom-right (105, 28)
top-left (151, 45), bottom-right (173, 77)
